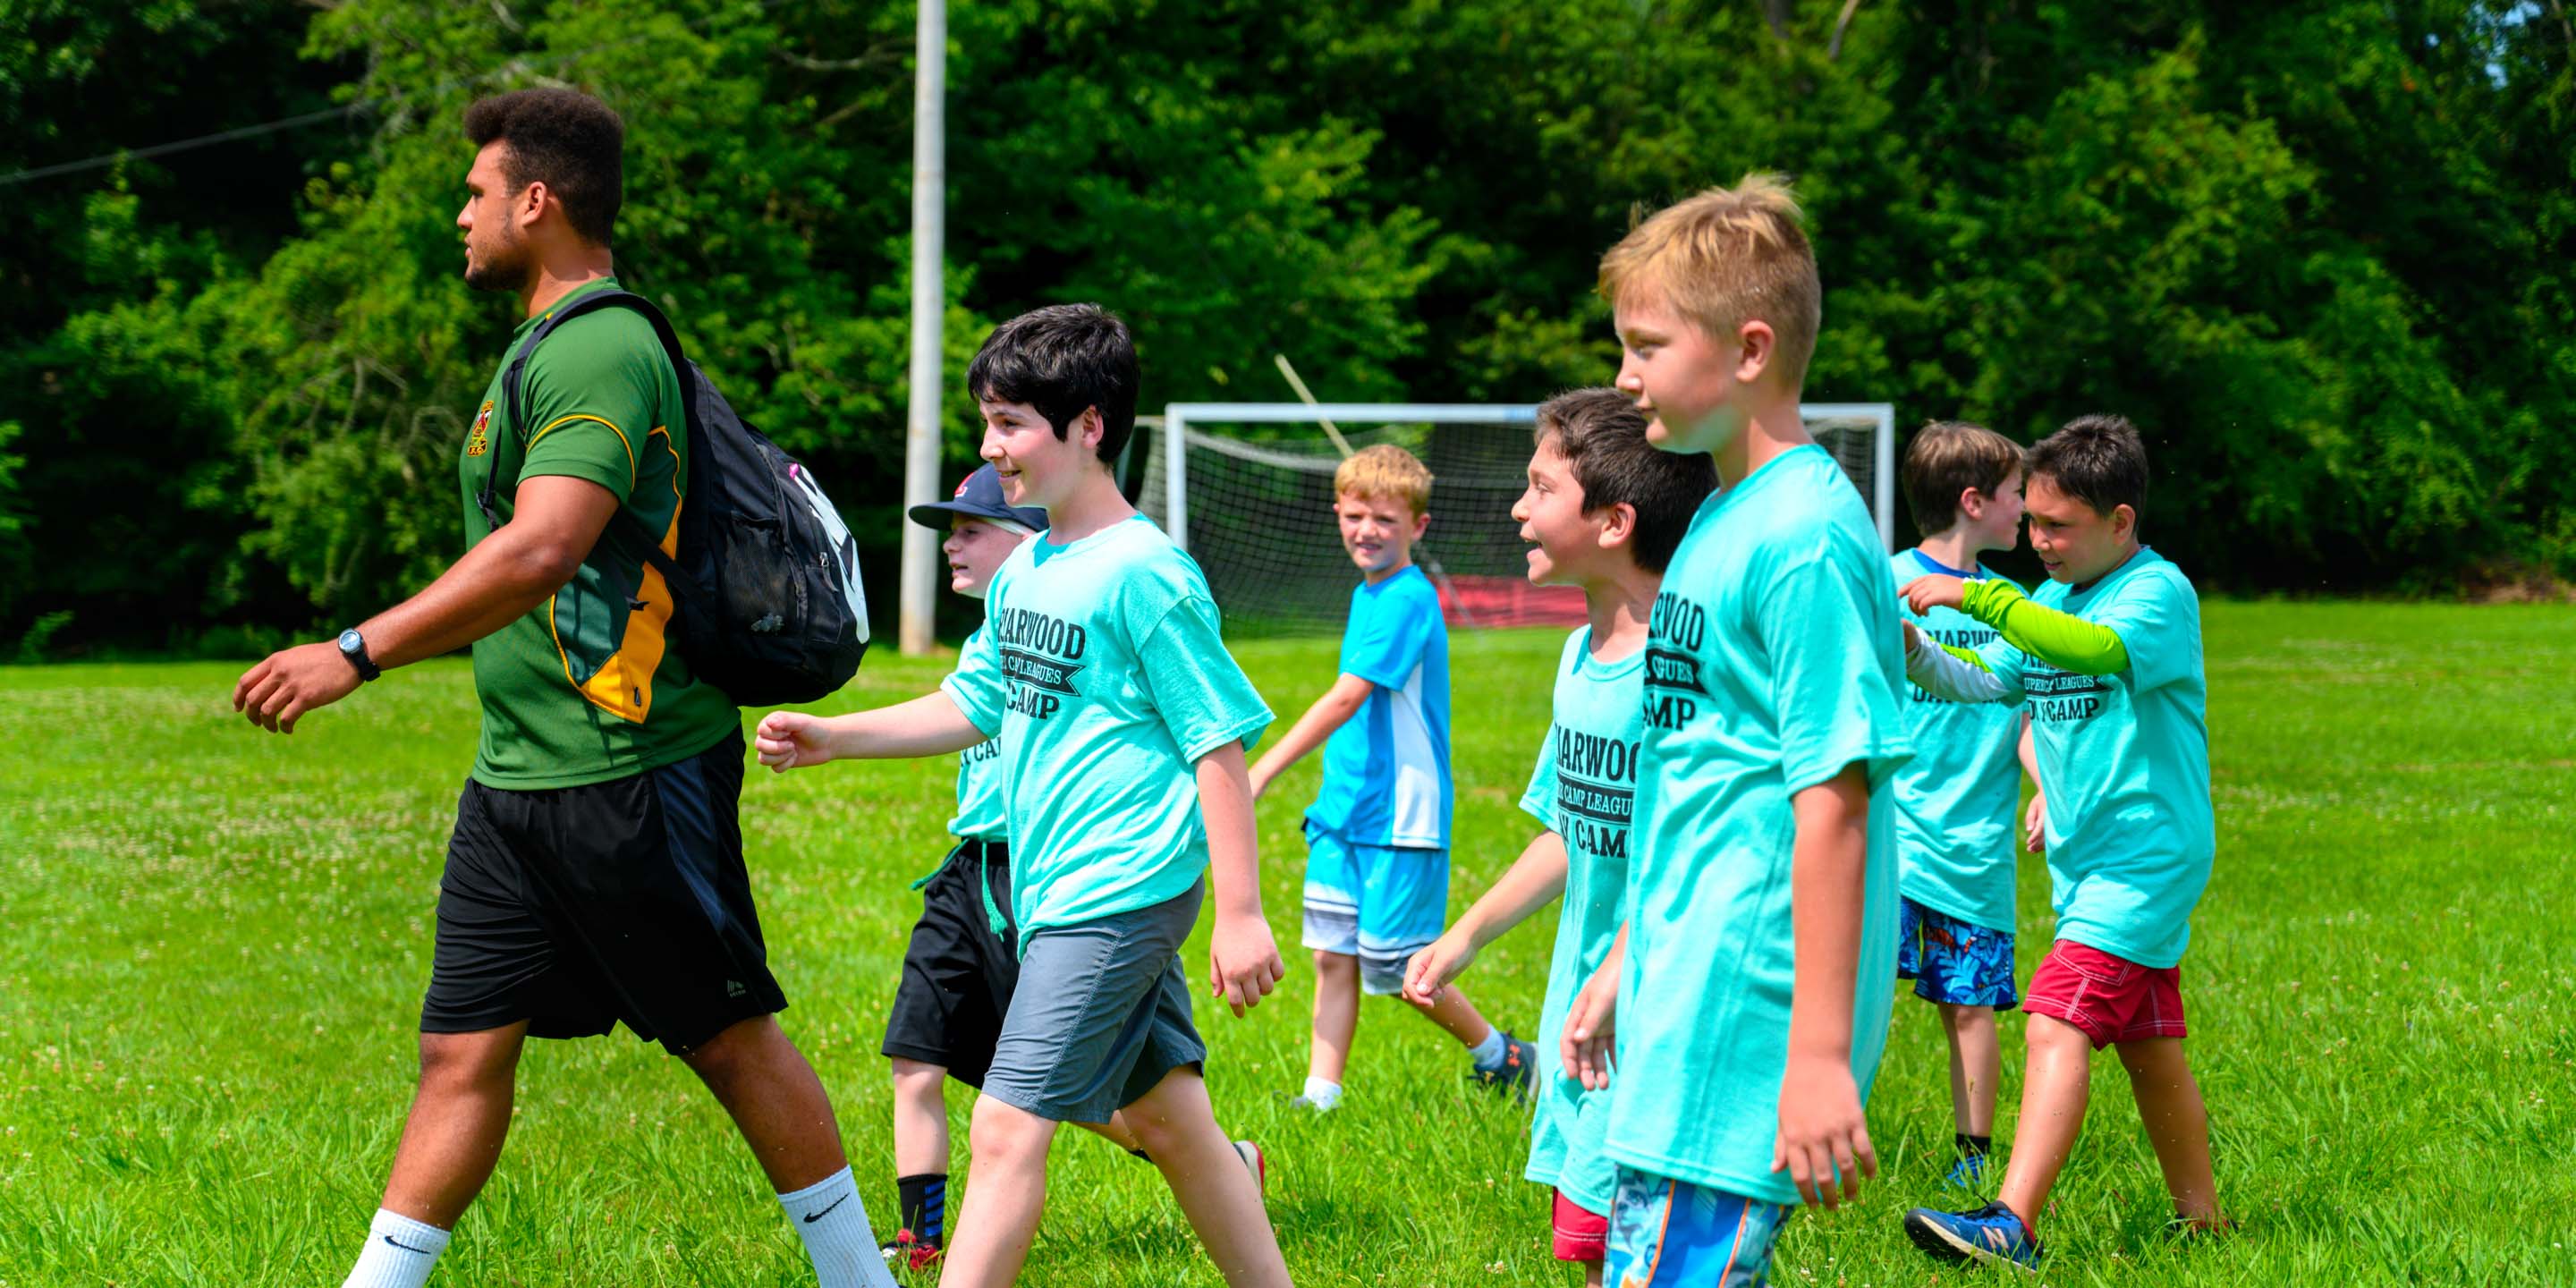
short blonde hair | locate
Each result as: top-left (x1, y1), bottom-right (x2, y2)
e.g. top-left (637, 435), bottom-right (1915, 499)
top-left (1597, 173), bottom-right (1822, 388)
top-left (1333, 444), bottom-right (1432, 517)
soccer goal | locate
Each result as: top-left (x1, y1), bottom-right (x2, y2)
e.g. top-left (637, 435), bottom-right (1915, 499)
top-left (1137, 401), bottom-right (1897, 635)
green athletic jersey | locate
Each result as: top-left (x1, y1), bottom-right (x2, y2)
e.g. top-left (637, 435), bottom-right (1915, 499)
top-left (456, 277), bottom-right (737, 789)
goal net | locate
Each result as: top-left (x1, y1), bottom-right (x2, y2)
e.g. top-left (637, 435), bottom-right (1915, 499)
top-left (1136, 402), bottom-right (1896, 636)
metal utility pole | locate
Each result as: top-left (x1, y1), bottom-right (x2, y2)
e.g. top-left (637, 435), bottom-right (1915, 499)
top-left (897, 0), bottom-right (947, 656)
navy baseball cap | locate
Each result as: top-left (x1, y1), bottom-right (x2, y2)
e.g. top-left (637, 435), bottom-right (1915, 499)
top-left (907, 463), bottom-right (1050, 531)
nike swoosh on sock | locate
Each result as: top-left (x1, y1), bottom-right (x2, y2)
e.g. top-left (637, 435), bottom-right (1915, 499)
top-left (802, 1193), bottom-right (850, 1224)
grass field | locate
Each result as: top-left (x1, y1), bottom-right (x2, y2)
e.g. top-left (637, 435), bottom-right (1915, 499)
top-left (3, 602), bottom-right (2572, 1287)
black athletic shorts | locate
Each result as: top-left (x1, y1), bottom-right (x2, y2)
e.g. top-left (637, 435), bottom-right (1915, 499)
top-left (881, 838), bottom-right (1020, 1086)
top-left (419, 730), bottom-right (787, 1055)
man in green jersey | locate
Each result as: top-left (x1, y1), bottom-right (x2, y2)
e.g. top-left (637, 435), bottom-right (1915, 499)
top-left (231, 89), bottom-right (893, 1288)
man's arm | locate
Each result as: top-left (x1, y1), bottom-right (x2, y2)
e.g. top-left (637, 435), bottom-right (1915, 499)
top-left (753, 691), bottom-right (987, 770)
top-left (233, 475), bottom-right (619, 733)
top-left (1199, 740), bottom-right (1285, 1017)
top-left (1773, 762), bottom-right (1879, 1211)
top-left (1404, 829), bottom-right (1570, 1004)
top-left (1246, 673), bottom-right (1373, 798)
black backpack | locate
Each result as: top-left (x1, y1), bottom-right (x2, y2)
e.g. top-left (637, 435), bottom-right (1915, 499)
top-left (479, 288), bottom-right (869, 708)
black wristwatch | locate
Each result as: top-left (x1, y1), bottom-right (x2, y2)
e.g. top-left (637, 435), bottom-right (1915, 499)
top-left (336, 627), bottom-right (382, 682)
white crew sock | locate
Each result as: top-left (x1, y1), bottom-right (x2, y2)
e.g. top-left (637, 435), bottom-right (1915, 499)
top-left (1466, 1026), bottom-right (1509, 1070)
top-left (777, 1165), bottom-right (897, 1288)
top-left (1301, 1075), bottom-right (1345, 1110)
top-left (343, 1208), bottom-right (450, 1288)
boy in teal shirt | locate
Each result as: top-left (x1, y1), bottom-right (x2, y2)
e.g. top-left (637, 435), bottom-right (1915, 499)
top-left (1896, 415), bottom-right (2224, 1268)
top-left (1561, 176), bottom-right (1911, 1287)
top-left (1248, 444), bottom-right (1529, 1109)
top-left (1889, 420), bottom-right (2041, 1190)
top-left (755, 306), bottom-right (1290, 1288)
top-left (1404, 389), bottom-right (1714, 1286)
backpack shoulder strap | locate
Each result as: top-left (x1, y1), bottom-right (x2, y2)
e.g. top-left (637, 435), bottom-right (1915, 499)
top-left (480, 288), bottom-right (696, 589)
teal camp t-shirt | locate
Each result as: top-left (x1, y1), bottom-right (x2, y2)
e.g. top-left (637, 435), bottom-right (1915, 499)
top-left (947, 624), bottom-right (1010, 843)
top-left (1970, 547), bottom-right (2212, 968)
top-left (1891, 548), bottom-right (2027, 931)
top-left (1519, 626), bottom-right (1644, 1215)
top-left (1611, 445), bottom-right (1911, 1206)
top-left (942, 515), bottom-right (1273, 950)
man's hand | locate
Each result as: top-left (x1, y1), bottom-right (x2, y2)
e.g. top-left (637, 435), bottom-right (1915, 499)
top-left (753, 711), bottom-right (838, 771)
top-left (1208, 911), bottom-right (1284, 1018)
top-left (2023, 792), bottom-right (2047, 853)
top-left (1403, 928), bottom-right (1478, 1005)
top-left (1560, 959), bottom-right (1620, 1091)
top-left (1772, 1054), bottom-right (1877, 1210)
top-left (233, 641), bottom-right (363, 734)
top-left (1898, 574), bottom-right (1968, 616)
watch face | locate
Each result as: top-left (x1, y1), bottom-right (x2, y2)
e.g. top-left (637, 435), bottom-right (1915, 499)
top-left (339, 629), bottom-right (363, 654)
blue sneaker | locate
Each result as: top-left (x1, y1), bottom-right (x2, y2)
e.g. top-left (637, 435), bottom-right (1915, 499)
top-left (1944, 1151), bottom-right (1991, 1192)
top-left (1902, 1201), bottom-right (2044, 1270)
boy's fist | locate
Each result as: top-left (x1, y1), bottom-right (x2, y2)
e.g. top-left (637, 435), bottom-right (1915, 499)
top-left (1899, 574), bottom-right (1968, 616)
top-left (2023, 792), bottom-right (2047, 853)
top-left (1209, 912), bottom-right (1284, 1018)
top-left (753, 711), bottom-right (835, 772)
top-left (1403, 930), bottom-right (1477, 1005)
top-left (1773, 1055), bottom-right (1878, 1210)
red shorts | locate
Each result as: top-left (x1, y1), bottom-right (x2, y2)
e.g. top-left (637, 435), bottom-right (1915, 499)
top-left (1551, 1189), bottom-right (1608, 1262)
top-left (2021, 940), bottom-right (2187, 1048)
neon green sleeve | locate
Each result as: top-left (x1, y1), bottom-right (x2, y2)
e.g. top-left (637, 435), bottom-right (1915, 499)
top-left (1961, 580), bottom-right (2130, 675)
top-left (1937, 640), bottom-right (1993, 673)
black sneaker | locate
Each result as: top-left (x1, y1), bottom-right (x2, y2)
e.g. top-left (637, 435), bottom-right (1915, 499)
top-left (1470, 1030), bottom-right (1537, 1100)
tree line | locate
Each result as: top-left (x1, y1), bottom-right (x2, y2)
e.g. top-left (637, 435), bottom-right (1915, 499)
top-left (3, 0), bottom-right (2568, 657)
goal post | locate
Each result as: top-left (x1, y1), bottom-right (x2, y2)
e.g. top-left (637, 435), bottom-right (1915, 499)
top-left (1142, 401), bottom-right (1897, 634)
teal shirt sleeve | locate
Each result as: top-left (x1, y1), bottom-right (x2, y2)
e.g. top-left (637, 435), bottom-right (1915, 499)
top-left (1519, 724), bottom-right (1559, 832)
top-left (516, 313), bottom-right (664, 504)
top-left (1962, 579), bottom-right (2130, 675)
top-left (1756, 547), bottom-right (1911, 793)
top-left (939, 621), bottom-right (1007, 737)
top-left (2087, 564), bottom-right (2199, 691)
top-left (1136, 596), bottom-right (1275, 760)
top-left (1340, 580), bottom-right (1436, 688)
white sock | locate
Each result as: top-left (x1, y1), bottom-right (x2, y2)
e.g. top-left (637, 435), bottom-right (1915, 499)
top-left (1301, 1076), bottom-right (1344, 1110)
top-left (343, 1208), bottom-right (449, 1288)
top-left (777, 1165), bottom-right (896, 1288)
top-left (1466, 1026), bottom-right (1509, 1070)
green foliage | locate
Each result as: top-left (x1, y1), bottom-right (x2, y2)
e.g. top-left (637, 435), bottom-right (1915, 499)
top-left (2, 0), bottom-right (2572, 648)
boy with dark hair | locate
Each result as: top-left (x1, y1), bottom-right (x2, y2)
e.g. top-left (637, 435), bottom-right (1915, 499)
top-left (1896, 414), bottom-right (2224, 1268)
top-left (1247, 443), bottom-right (1531, 1109)
top-left (1404, 388), bottom-right (1716, 1286)
top-left (755, 305), bottom-right (1291, 1288)
top-left (1891, 420), bottom-right (2040, 1191)
top-left (1559, 175), bottom-right (1911, 1287)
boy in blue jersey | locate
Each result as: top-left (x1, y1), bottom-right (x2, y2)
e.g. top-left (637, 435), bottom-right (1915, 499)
top-left (1403, 389), bottom-right (1715, 1287)
top-left (1559, 175), bottom-right (1911, 1287)
top-left (1246, 445), bottom-right (1533, 1110)
top-left (1896, 416), bottom-right (2224, 1268)
top-left (755, 306), bottom-right (1291, 1288)
top-left (1888, 420), bottom-right (2043, 1191)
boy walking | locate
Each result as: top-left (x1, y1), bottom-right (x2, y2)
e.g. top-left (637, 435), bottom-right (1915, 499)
top-left (1246, 445), bottom-right (1533, 1110)
top-left (1897, 415), bottom-right (2224, 1267)
top-left (755, 305), bottom-right (1291, 1288)
top-left (1889, 421), bottom-right (2040, 1190)
top-left (1558, 175), bottom-right (1911, 1287)
top-left (1403, 389), bottom-right (1715, 1286)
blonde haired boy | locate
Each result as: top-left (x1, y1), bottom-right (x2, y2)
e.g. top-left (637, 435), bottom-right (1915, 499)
top-left (1559, 176), bottom-right (1911, 1286)
top-left (1250, 443), bottom-right (1534, 1110)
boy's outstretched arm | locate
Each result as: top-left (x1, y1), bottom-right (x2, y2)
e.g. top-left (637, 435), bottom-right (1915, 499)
top-left (1405, 830), bottom-right (1571, 1004)
top-left (753, 691), bottom-right (986, 771)
top-left (1774, 762), bottom-right (1879, 1212)
top-left (1198, 739), bottom-right (1286, 1017)
top-left (1901, 575), bottom-right (2129, 674)
top-left (1902, 623), bottom-right (2014, 704)
top-left (1246, 674), bottom-right (1374, 798)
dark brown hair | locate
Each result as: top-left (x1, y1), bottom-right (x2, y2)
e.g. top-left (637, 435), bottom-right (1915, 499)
top-left (1902, 419), bottom-right (2026, 537)
top-left (463, 89), bottom-right (625, 245)
top-left (2029, 414), bottom-right (2149, 521)
top-left (1534, 388), bottom-right (1717, 573)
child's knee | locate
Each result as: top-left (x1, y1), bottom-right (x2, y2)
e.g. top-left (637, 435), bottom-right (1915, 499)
top-left (890, 1058), bottom-right (946, 1100)
top-left (1312, 949), bottom-right (1358, 979)
top-left (967, 1097), bottom-right (1055, 1168)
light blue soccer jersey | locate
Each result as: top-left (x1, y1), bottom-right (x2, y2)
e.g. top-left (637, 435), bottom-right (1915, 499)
top-left (1521, 626), bottom-right (1645, 1216)
top-left (1611, 445), bottom-right (1911, 1207)
top-left (1969, 547), bottom-right (2212, 968)
top-left (947, 624), bottom-right (1010, 843)
top-left (1304, 564), bottom-right (1452, 850)
top-left (943, 516), bottom-right (1274, 951)
top-left (1890, 548), bottom-right (2026, 931)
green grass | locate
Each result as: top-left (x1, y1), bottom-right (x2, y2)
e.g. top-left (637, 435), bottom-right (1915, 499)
top-left (3, 602), bottom-right (2572, 1286)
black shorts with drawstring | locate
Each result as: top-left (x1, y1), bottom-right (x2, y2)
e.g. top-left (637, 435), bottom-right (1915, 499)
top-left (881, 838), bottom-right (1021, 1087)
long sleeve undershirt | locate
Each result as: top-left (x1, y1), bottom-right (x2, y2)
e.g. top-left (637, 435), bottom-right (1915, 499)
top-left (1961, 578), bottom-right (2130, 675)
